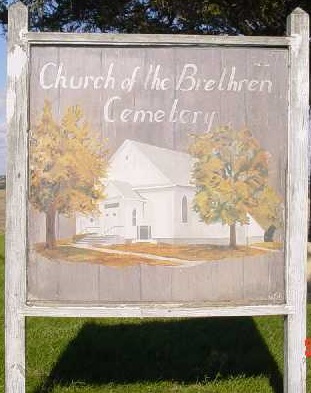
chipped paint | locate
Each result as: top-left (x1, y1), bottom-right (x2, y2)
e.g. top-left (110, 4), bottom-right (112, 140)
top-left (7, 89), bottom-right (16, 124)
top-left (8, 44), bottom-right (27, 80)
top-left (290, 34), bottom-right (302, 57)
top-left (19, 28), bottom-right (27, 42)
top-left (7, 44), bottom-right (27, 123)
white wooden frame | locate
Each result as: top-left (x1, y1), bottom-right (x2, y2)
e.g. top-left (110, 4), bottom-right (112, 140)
top-left (5, 2), bottom-right (309, 392)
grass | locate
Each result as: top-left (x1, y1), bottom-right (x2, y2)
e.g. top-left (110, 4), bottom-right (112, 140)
top-left (25, 314), bottom-right (286, 393)
top-left (1, 234), bottom-right (311, 392)
top-left (0, 190), bottom-right (4, 234)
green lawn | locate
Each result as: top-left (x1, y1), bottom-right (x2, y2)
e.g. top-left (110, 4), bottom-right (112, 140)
top-left (0, 234), bottom-right (310, 392)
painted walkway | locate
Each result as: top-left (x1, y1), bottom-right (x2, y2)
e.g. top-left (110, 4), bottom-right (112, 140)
top-left (72, 243), bottom-right (272, 268)
top-left (73, 243), bottom-right (215, 268)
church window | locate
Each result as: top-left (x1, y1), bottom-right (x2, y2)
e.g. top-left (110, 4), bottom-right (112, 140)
top-left (182, 196), bottom-right (188, 223)
top-left (132, 209), bottom-right (137, 226)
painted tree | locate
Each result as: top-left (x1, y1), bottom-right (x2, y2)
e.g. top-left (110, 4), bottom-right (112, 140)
top-left (189, 126), bottom-right (282, 248)
top-left (30, 100), bottom-right (108, 249)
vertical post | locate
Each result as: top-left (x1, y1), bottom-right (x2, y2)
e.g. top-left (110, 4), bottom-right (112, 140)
top-left (285, 8), bottom-right (309, 393)
top-left (5, 2), bottom-right (28, 393)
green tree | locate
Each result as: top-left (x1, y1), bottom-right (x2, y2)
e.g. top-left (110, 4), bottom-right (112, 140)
top-left (189, 126), bottom-right (282, 248)
top-left (1, 1), bottom-right (310, 35)
top-left (30, 100), bottom-right (108, 249)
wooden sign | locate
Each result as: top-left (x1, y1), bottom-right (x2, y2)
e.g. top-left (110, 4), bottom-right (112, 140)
top-left (5, 2), bottom-right (309, 392)
top-left (27, 44), bottom-right (288, 305)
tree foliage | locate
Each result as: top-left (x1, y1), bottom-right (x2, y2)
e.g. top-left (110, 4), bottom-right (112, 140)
top-left (30, 100), bottom-right (108, 248)
top-left (189, 126), bottom-right (282, 247)
top-left (0, 1), bottom-right (310, 35)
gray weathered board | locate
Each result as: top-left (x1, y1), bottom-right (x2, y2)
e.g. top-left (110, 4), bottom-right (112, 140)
top-left (5, 2), bottom-right (309, 393)
top-left (28, 44), bottom-right (288, 305)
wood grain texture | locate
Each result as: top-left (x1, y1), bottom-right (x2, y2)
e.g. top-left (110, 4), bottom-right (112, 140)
top-left (27, 43), bottom-right (288, 305)
top-left (26, 32), bottom-right (291, 47)
top-left (27, 251), bottom-right (285, 305)
top-left (23, 303), bottom-right (293, 318)
top-left (5, 2), bottom-right (28, 393)
top-left (285, 8), bottom-right (309, 393)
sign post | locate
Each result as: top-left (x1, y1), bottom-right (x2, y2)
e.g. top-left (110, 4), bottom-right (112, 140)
top-left (285, 8), bottom-right (309, 392)
top-left (6, 3), bottom-right (28, 392)
top-left (5, 2), bottom-right (309, 392)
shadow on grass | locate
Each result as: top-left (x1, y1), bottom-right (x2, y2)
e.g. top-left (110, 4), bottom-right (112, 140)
top-left (35, 317), bottom-right (283, 393)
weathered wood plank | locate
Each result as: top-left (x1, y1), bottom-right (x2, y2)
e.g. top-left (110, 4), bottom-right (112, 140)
top-left (23, 304), bottom-right (293, 318)
top-left (285, 7), bottom-right (309, 393)
top-left (5, 2), bottom-right (28, 393)
top-left (99, 264), bottom-right (141, 301)
top-left (27, 249), bottom-right (285, 304)
top-left (26, 32), bottom-right (291, 47)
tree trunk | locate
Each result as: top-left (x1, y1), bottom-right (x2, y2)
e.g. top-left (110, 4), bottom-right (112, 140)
top-left (46, 205), bottom-right (56, 249)
top-left (229, 223), bottom-right (237, 249)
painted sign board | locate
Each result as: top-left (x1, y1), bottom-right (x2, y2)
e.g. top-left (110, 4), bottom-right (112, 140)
top-left (28, 45), bottom-right (287, 305)
top-left (5, 2), bottom-right (309, 393)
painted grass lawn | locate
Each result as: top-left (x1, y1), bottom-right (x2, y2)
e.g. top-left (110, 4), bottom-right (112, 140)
top-left (1, 234), bottom-right (311, 392)
top-left (35, 244), bottom-right (176, 267)
top-left (96, 242), bottom-right (268, 261)
top-left (252, 242), bottom-right (283, 250)
top-left (35, 241), bottom-right (269, 267)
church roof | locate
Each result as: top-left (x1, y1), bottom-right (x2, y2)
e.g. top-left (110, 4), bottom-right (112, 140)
top-left (110, 180), bottom-right (145, 200)
top-left (120, 139), bottom-right (194, 187)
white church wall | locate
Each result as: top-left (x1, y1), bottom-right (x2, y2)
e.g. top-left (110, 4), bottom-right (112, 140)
top-left (139, 187), bottom-right (174, 239)
top-left (123, 199), bottom-right (144, 240)
top-left (172, 186), bottom-right (230, 244)
top-left (235, 216), bottom-right (264, 245)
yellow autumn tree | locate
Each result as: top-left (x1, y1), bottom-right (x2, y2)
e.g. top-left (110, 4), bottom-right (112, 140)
top-left (30, 100), bottom-right (108, 249)
top-left (189, 126), bottom-right (282, 248)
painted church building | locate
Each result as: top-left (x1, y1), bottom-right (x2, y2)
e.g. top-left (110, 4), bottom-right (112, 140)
top-left (76, 140), bottom-right (264, 245)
